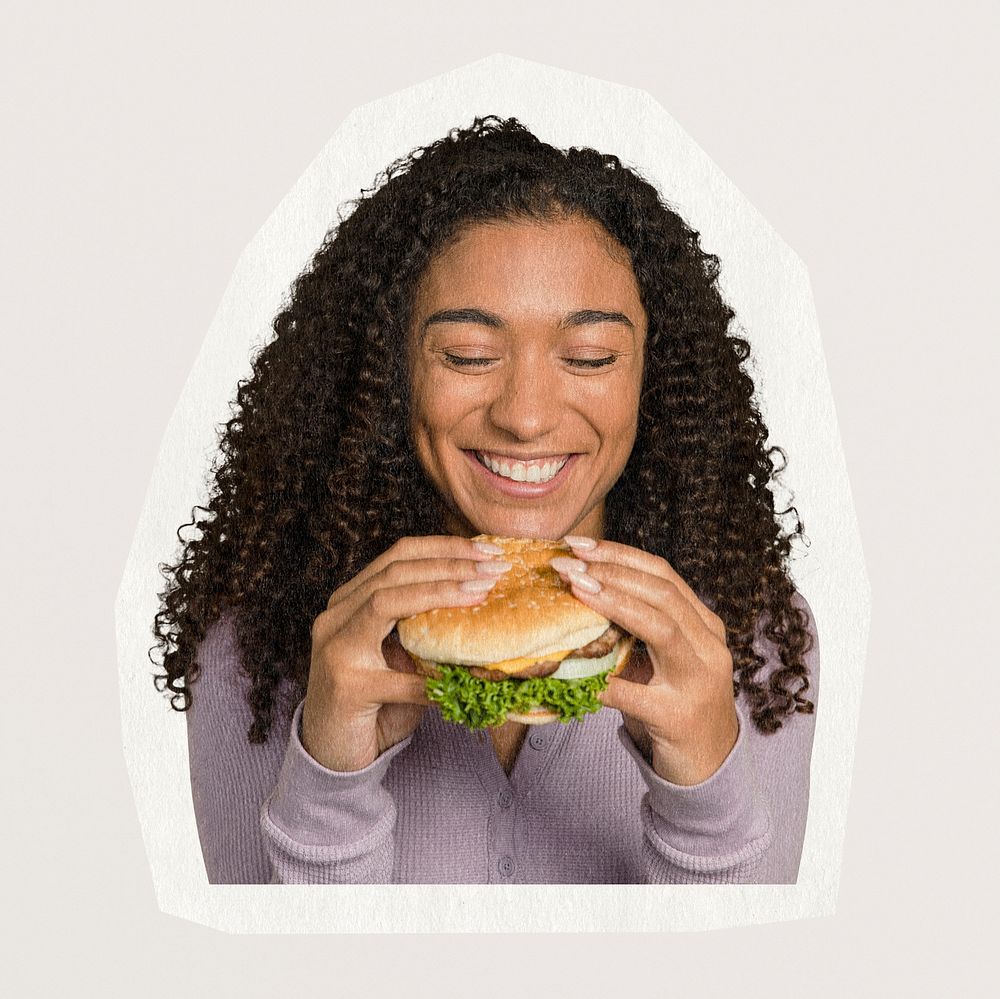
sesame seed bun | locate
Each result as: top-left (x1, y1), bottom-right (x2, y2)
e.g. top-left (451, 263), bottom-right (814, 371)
top-left (397, 535), bottom-right (611, 669)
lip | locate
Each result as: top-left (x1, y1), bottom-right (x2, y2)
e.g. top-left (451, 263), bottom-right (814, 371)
top-left (463, 449), bottom-right (577, 498)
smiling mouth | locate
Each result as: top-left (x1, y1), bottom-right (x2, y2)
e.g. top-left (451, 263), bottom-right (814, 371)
top-left (471, 450), bottom-right (570, 484)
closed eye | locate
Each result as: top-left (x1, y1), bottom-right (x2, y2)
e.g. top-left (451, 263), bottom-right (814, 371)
top-left (442, 353), bottom-right (618, 369)
top-left (442, 354), bottom-right (495, 367)
top-left (566, 356), bottom-right (617, 368)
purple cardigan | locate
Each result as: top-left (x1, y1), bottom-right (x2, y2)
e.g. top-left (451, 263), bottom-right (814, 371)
top-left (187, 598), bottom-right (818, 884)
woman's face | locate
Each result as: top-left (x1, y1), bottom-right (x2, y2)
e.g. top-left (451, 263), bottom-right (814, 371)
top-left (407, 213), bottom-right (647, 541)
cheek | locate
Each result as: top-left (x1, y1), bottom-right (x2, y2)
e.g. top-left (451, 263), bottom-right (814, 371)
top-left (410, 363), bottom-right (449, 421)
top-left (598, 389), bottom-right (641, 458)
top-left (409, 385), bottom-right (470, 439)
top-left (584, 378), bottom-right (640, 428)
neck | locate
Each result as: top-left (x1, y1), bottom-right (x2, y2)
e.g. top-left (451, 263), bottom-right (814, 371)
top-left (490, 721), bottom-right (528, 776)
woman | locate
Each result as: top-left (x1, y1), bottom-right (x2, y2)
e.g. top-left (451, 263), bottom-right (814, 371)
top-left (153, 115), bottom-right (818, 884)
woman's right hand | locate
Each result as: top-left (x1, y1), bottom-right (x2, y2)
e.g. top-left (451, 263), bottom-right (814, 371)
top-left (301, 535), bottom-right (509, 772)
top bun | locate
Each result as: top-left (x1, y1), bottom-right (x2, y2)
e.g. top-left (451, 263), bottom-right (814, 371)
top-left (397, 535), bottom-right (610, 666)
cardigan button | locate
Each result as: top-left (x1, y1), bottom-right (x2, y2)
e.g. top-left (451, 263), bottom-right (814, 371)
top-left (498, 855), bottom-right (515, 878)
top-left (528, 731), bottom-right (547, 750)
top-left (497, 789), bottom-right (513, 809)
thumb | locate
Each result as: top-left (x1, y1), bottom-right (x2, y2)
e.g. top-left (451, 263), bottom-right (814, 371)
top-left (598, 675), bottom-right (655, 725)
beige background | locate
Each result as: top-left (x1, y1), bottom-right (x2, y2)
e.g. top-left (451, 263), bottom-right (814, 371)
top-left (4, 0), bottom-right (995, 993)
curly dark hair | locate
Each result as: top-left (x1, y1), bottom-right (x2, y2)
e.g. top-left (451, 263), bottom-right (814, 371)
top-left (151, 114), bottom-right (814, 744)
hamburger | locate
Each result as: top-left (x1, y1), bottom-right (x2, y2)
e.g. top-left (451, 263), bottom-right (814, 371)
top-left (396, 535), bottom-right (634, 729)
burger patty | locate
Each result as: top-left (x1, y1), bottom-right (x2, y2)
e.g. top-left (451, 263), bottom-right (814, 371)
top-left (466, 659), bottom-right (561, 681)
top-left (416, 624), bottom-right (627, 682)
top-left (572, 623), bottom-right (624, 659)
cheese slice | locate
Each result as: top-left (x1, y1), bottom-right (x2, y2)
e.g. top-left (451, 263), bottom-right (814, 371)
top-left (485, 648), bottom-right (574, 674)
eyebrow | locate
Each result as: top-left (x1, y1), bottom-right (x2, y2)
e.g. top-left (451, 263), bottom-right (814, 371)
top-left (420, 307), bottom-right (635, 339)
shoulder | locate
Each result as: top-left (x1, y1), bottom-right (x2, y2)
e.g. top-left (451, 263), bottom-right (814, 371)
top-left (748, 587), bottom-right (820, 709)
top-left (757, 588), bottom-right (818, 654)
top-left (191, 611), bottom-right (299, 738)
top-left (789, 588), bottom-right (820, 673)
top-left (190, 612), bottom-right (250, 722)
top-left (195, 612), bottom-right (243, 688)
top-left (783, 587), bottom-right (820, 705)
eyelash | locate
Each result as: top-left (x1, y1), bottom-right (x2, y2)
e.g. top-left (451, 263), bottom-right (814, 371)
top-left (442, 353), bottom-right (618, 369)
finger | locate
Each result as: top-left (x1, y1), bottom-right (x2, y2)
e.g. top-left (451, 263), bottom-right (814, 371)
top-left (318, 576), bottom-right (500, 649)
top-left (598, 674), bottom-right (667, 728)
top-left (560, 569), bottom-right (708, 685)
top-left (365, 669), bottom-right (433, 707)
top-left (329, 535), bottom-right (501, 609)
top-left (317, 554), bottom-right (507, 640)
top-left (552, 558), bottom-right (721, 660)
top-left (345, 554), bottom-right (507, 620)
top-left (561, 538), bottom-right (725, 639)
top-left (599, 672), bottom-right (707, 735)
top-left (329, 663), bottom-right (433, 715)
top-left (330, 535), bottom-right (499, 608)
top-left (365, 553), bottom-right (511, 602)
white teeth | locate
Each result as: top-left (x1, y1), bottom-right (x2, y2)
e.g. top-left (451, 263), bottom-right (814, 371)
top-left (476, 452), bottom-right (568, 483)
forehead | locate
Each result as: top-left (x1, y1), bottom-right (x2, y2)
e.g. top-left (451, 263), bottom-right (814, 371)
top-left (413, 215), bottom-right (643, 311)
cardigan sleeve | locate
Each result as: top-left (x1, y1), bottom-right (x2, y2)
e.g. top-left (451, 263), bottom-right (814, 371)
top-left (186, 615), bottom-right (290, 884)
top-left (619, 593), bottom-right (820, 884)
top-left (187, 615), bottom-right (410, 884)
top-left (259, 701), bottom-right (413, 884)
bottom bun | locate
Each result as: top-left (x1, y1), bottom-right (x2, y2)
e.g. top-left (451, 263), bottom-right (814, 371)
top-left (505, 707), bottom-right (559, 725)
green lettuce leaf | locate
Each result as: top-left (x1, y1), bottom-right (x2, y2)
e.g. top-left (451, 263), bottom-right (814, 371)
top-left (425, 665), bottom-right (611, 730)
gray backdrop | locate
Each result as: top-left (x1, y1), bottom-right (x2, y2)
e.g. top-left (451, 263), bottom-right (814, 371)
top-left (3, 0), bottom-right (994, 995)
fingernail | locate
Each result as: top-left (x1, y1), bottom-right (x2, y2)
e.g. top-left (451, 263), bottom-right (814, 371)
top-left (475, 560), bottom-right (512, 576)
top-left (563, 535), bottom-right (597, 550)
top-left (459, 577), bottom-right (499, 592)
top-left (473, 540), bottom-right (504, 555)
top-left (570, 573), bottom-right (601, 594)
top-left (550, 556), bottom-right (588, 574)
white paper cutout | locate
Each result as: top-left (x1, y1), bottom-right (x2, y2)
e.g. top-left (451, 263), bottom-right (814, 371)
top-left (115, 53), bottom-right (869, 932)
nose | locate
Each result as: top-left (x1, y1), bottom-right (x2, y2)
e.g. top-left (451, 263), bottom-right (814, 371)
top-left (487, 352), bottom-right (565, 441)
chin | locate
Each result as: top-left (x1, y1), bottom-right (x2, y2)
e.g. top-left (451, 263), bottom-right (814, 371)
top-left (466, 513), bottom-right (577, 541)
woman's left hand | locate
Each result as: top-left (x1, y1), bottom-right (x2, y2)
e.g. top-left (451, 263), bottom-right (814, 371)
top-left (550, 538), bottom-right (739, 786)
